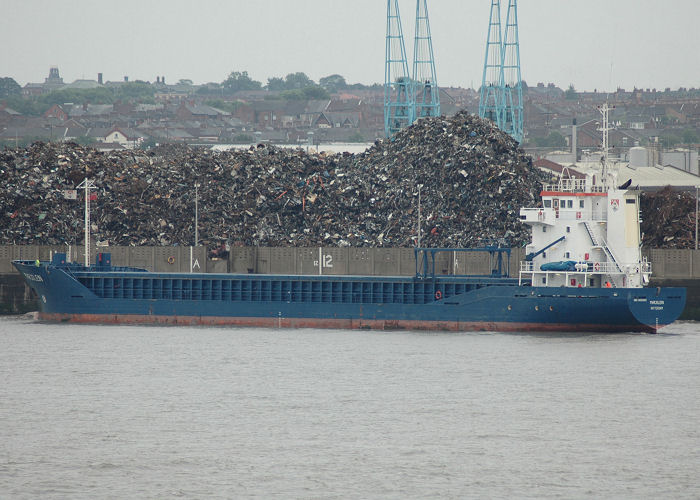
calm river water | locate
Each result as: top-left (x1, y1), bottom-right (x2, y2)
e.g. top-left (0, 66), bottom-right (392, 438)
top-left (1, 316), bottom-right (699, 499)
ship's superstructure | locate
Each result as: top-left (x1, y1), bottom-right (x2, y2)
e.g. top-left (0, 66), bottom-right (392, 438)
top-left (520, 104), bottom-right (649, 288)
top-left (520, 178), bottom-right (648, 289)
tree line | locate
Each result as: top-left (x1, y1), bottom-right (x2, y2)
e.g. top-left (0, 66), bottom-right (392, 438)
top-left (0, 71), bottom-right (384, 117)
top-left (0, 78), bottom-right (156, 116)
top-left (196, 70), bottom-right (379, 97)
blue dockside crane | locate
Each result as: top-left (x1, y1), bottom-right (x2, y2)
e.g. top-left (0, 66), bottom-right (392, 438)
top-left (501, 0), bottom-right (523, 142)
top-left (385, 0), bottom-right (414, 137)
top-left (479, 0), bottom-right (504, 129)
top-left (412, 0), bottom-right (440, 120)
top-left (479, 0), bottom-right (523, 143)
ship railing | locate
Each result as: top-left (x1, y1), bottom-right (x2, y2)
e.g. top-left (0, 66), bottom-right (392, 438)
top-left (520, 208), bottom-right (553, 224)
top-left (544, 178), bottom-right (587, 193)
top-left (520, 261), bottom-right (535, 272)
top-left (555, 210), bottom-right (607, 222)
top-left (520, 208), bottom-right (607, 223)
top-left (520, 261), bottom-right (652, 275)
top-left (543, 179), bottom-right (606, 194)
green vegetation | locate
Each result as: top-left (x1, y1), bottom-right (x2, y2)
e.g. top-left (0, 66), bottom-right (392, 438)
top-left (266, 72), bottom-right (316, 91)
top-left (204, 99), bottom-right (242, 114)
top-left (265, 77), bottom-right (286, 91)
top-left (40, 87), bottom-right (115, 106)
top-left (659, 134), bottom-right (681, 148)
top-left (532, 131), bottom-right (567, 148)
top-left (222, 71), bottom-right (262, 92)
top-left (280, 86), bottom-right (330, 100)
top-left (280, 72), bottom-right (314, 90)
top-left (196, 83), bottom-right (224, 96)
top-left (0, 77), bottom-right (21, 98)
top-left (221, 70), bottom-right (378, 95)
top-left (348, 131), bottom-right (366, 143)
top-left (1, 82), bottom-right (156, 117)
top-left (659, 130), bottom-right (700, 148)
top-left (319, 74), bottom-right (347, 93)
top-left (114, 82), bottom-right (155, 101)
top-left (39, 82), bottom-right (155, 106)
top-left (564, 84), bottom-right (577, 100)
top-left (2, 96), bottom-right (50, 116)
top-left (681, 129), bottom-right (699, 145)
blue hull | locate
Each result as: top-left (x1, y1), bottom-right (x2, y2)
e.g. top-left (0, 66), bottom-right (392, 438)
top-left (13, 260), bottom-right (686, 333)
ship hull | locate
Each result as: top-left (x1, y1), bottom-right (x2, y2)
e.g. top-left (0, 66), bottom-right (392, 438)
top-left (14, 260), bottom-right (685, 333)
top-left (36, 312), bottom-right (659, 333)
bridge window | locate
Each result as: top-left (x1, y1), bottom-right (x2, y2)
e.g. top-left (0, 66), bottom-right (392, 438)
top-left (544, 200), bottom-right (552, 208)
top-left (580, 200), bottom-right (585, 208)
top-left (567, 200), bottom-right (573, 208)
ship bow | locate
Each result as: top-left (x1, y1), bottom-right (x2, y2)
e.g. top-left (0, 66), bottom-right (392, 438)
top-left (628, 287), bottom-right (686, 330)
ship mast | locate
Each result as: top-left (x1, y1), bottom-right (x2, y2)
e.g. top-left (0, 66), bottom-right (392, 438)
top-left (598, 103), bottom-right (613, 188)
top-left (77, 177), bottom-right (96, 267)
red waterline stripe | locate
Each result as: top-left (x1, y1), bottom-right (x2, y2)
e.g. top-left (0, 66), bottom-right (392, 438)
top-left (37, 312), bottom-right (657, 333)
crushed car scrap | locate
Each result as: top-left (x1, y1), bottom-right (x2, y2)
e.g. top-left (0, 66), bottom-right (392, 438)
top-left (0, 112), bottom-right (692, 251)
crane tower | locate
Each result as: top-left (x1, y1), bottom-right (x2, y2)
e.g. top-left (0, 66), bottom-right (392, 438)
top-left (413, 0), bottom-right (440, 119)
top-left (479, 0), bottom-right (523, 143)
top-left (479, 0), bottom-right (504, 128)
top-left (501, 0), bottom-right (523, 142)
top-left (384, 0), bottom-right (414, 136)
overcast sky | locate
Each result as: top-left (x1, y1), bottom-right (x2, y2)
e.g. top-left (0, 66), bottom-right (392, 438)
top-left (2, 0), bottom-right (699, 92)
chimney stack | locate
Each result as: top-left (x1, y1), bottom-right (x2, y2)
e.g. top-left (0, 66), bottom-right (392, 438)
top-left (572, 117), bottom-right (578, 161)
top-left (97, 73), bottom-right (103, 85)
top-left (124, 76), bottom-right (129, 82)
top-left (162, 76), bottom-right (165, 84)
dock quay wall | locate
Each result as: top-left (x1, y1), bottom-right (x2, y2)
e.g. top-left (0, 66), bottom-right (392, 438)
top-left (2, 245), bottom-right (700, 319)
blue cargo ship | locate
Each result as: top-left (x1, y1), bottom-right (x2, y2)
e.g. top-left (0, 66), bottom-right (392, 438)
top-left (12, 106), bottom-right (686, 332)
top-left (11, 247), bottom-right (685, 332)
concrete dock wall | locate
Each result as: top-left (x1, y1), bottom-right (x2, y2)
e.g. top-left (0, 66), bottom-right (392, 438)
top-left (227, 246), bottom-right (526, 277)
top-left (0, 245), bottom-right (527, 278)
top-left (3, 245), bottom-right (700, 278)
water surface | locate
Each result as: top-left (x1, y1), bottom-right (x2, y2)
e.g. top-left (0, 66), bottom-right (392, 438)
top-left (1, 317), bottom-right (699, 499)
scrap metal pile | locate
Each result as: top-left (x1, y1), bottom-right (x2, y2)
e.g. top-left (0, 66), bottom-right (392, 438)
top-left (641, 187), bottom-right (698, 248)
top-left (1, 112), bottom-right (545, 251)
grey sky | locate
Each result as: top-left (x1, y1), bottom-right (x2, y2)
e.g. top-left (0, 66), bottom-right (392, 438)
top-left (2, 0), bottom-right (698, 91)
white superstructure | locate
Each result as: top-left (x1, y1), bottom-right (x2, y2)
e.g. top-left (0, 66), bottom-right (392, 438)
top-left (519, 104), bottom-right (650, 289)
